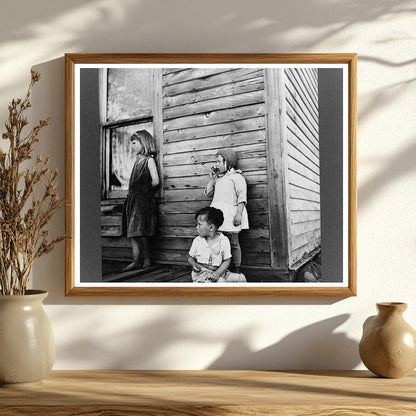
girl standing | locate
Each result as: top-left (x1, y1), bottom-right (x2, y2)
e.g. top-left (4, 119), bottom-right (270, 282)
top-left (204, 149), bottom-right (249, 274)
top-left (121, 130), bottom-right (159, 271)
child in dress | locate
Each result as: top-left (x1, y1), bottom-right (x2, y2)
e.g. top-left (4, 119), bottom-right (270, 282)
top-left (121, 130), bottom-right (159, 271)
top-left (204, 149), bottom-right (249, 274)
top-left (188, 207), bottom-right (246, 283)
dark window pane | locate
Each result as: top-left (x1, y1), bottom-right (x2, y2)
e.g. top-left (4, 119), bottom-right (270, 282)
top-left (110, 122), bottom-right (154, 191)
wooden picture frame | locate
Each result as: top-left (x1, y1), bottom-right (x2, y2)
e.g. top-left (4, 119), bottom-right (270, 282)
top-left (65, 53), bottom-right (357, 296)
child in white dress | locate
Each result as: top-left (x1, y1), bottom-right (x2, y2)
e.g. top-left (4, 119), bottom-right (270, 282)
top-left (204, 149), bottom-right (249, 274)
top-left (188, 207), bottom-right (246, 283)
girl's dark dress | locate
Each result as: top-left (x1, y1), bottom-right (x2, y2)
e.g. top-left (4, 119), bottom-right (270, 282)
top-left (122, 156), bottom-right (157, 237)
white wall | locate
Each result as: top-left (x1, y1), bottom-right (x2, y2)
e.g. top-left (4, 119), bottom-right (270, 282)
top-left (1, 0), bottom-right (415, 370)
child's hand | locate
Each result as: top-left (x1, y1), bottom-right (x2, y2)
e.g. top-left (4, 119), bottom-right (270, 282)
top-left (233, 213), bottom-right (242, 226)
top-left (209, 166), bottom-right (220, 180)
top-left (208, 271), bottom-right (220, 282)
top-left (193, 264), bottom-right (202, 273)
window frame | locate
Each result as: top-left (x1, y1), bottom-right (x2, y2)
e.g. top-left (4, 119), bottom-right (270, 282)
top-left (99, 68), bottom-right (163, 200)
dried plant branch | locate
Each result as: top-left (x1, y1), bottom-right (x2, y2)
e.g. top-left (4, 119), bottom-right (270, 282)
top-left (0, 71), bottom-right (66, 295)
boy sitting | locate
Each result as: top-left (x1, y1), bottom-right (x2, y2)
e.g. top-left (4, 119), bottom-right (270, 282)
top-left (188, 207), bottom-right (246, 283)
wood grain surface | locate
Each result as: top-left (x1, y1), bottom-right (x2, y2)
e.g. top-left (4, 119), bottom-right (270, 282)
top-left (1, 370), bottom-right (415, 415)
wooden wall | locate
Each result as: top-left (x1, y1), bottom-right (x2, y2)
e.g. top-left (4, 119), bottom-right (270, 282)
top-left (157, 68), bottom-right (270, 268)
top-left (283, 68), bottom-right (321, 269)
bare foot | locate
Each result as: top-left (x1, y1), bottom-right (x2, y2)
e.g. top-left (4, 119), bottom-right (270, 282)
top-left (142, 260), bottom-right (152, 269)
top-left (121, 262), bottom-right (142, 272)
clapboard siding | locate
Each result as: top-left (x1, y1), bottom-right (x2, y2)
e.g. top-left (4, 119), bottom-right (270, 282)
top-left (156, 237), bottom-right (271, 253)
top-left (163, 116), bottom-right (265, 143)
top-left (163, 77), bottom-right (264, 109)
top-left (164, 172), bottom-right (268, 191)
top-left (157, 205), bottom-right (269, 239)
top-left (286, 105), bottom-right (318, 152)
top-left (159, 199), bottom-right (269, 215)
top-left (290, 210), bottom-right (321, 224)
top-left (164, 145), bottom-right (266, 167)
top-left (286, 86), bottom-right (319, 135)
top-left (163, 130), bottom-right (266, 154)
top-left (289, 198), bottom-right (320, 212)
top-left (163, 95), bottom-right (265, 122)
top-left (162, 68), bottom-right (232, 86)
top-left (286, 128), bottom-right (319, 165)
top-left (157, 226), bottom-right (268, 240)
top-left (163, 155), bottom-right (267, 178)
top-left (289, 185), bottom-right (320, 203)
top-left (285, 69), bottom-right (318, 122)
top-left (157, 67), bottom-right (268, 267)
top-left (283, 68), bottom-right (320, 268)
top-left (286, 119), bottom-right (319, 159)
top-left (164, 103), bottom-right (265, 131)
top-left (159, 211), bottom-right (268, 228)
top-left (292, 233), bottom-right (321, 256)
top-left (163, 69), bottom-right (263, 97)
top-left (162, 183), bottom-right (268, 202)
top-left (288, 157), bottom-right (320, 185)
top-left (288, 169), bottom-right (320, 193)
top-left (287, 143), bottom-right (319, 176)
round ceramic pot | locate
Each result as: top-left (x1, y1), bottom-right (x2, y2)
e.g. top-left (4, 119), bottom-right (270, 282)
top-left (359, 302), bottom-right (416, 378)
top-left (0, 290), bottom-right (55, 387)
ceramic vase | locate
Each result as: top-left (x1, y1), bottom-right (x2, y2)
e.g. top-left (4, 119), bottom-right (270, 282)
top-left (0, 290), bottom-right (55, 387)
top-left (359, 302), bottom-right (416, 378)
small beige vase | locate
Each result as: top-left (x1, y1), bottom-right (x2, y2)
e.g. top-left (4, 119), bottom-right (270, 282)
top-left (0, 290), bottom-right (55, 387)
top-left (359, 302), bottom-right (416, 378)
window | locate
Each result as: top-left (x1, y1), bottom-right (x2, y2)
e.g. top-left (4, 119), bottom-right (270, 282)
top-left (100, 68), bottom-right (161, 199)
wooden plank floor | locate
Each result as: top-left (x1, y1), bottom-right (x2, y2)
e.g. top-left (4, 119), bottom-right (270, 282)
top-left (102, 261), bottom-right (290, 283)
top-left (103, 261), bottom-right (192, 283)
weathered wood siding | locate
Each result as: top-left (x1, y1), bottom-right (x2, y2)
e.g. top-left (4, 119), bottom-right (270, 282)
top-left (283, 68), bottom-right (321, 268)
top-left (157, 68), bottom-right (269, 267)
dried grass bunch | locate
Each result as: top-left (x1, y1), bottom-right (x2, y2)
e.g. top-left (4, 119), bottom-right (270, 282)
top-left (0, 71), bottom-right (65, 295)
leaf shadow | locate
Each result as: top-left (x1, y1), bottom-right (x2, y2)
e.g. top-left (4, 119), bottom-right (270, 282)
top-left (208, 314), bottom-right (360, 370)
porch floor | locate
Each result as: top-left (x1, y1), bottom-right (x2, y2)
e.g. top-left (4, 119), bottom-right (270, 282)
top-left (102, 261), bottom-right (192, 283)
top-left (102, 260), bottom-right (290, 283)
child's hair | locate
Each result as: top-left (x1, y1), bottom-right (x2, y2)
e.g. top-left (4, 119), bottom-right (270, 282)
top-left (195, 206), bottom-right (224, 229)
top-left (130, 130), bottom-right (157, 156)
top-left (216, 149), bottom-right (237, 171)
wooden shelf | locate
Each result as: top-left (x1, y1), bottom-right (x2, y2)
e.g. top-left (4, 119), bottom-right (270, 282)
top-left (1, 370), bottom-right (415, 415)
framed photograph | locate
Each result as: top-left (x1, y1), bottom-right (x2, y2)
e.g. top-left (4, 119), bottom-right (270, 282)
top-left (65, 53), bottom-right (356, 296)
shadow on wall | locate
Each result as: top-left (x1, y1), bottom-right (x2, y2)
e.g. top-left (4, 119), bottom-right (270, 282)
top-left (356, 55), bottom-right (416, 211)
top-left (0, 0), bottom-right (414, 97)
top-left (208, 314), bottom-right (360, 370)
top-left (0, 0), bottom-right (413, 52)
top-left (358, 139), bottom-right (416, 209)
top-left (54, 309), bottom-right (209, 369)
top-left (53, 307), bottom-right (359, 370)
top-left (0, 0), bottom-right (414, 116)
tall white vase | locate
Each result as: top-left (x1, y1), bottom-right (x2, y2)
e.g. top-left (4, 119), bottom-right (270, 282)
top-left (0, 290), bottom-right (55, 387)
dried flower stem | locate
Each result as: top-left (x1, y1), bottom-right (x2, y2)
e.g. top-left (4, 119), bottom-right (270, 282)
top-left (0, 71), bottom-right (66, 295)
